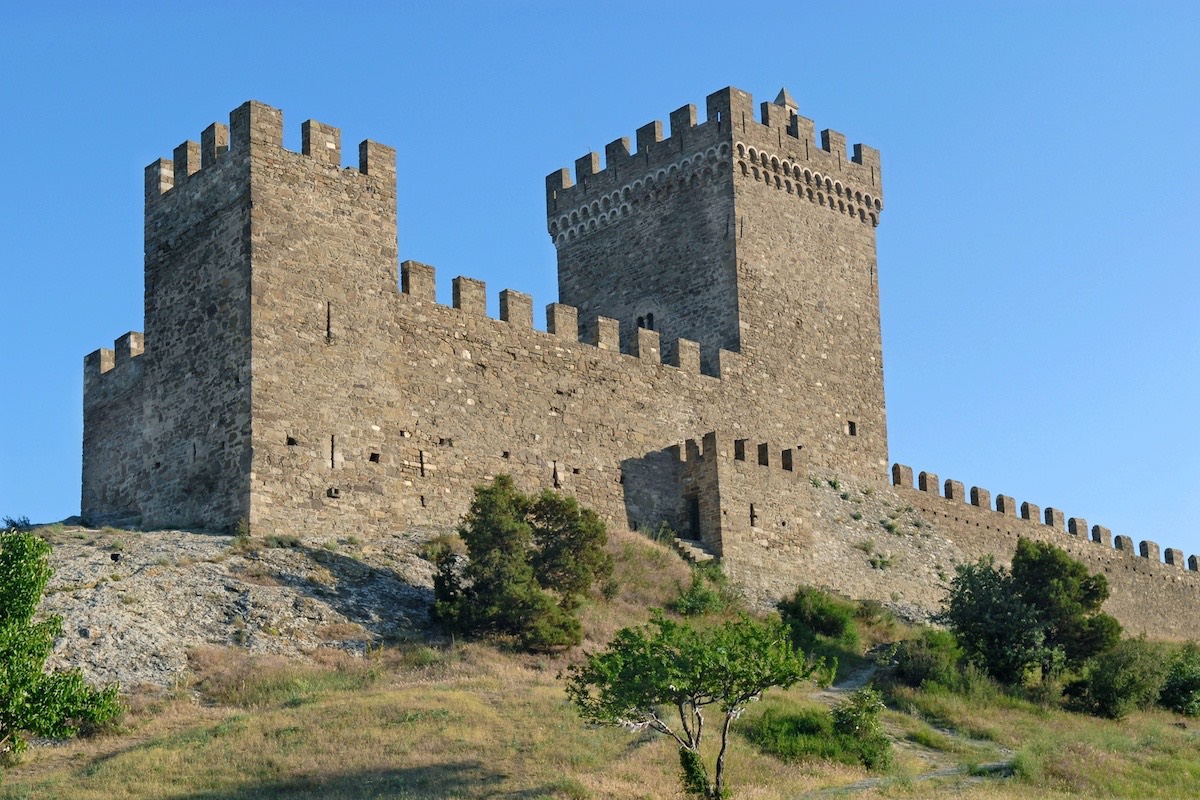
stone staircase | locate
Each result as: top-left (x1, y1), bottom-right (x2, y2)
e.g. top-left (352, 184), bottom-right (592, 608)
top-left (673, 536), bottom-right (717, 563)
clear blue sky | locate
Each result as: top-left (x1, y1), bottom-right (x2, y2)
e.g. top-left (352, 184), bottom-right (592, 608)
top-left (1, 2), bottom-right (1196, 557)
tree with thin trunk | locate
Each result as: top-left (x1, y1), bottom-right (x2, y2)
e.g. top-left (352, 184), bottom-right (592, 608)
top-left (565, 612), bottom-right (822, 798)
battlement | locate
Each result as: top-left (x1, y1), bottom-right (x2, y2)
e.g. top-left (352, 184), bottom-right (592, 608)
top-left (546, 86), bottom-right (882, 241)
top-left (676, 432), bottom-right (810, 476)
top-left (144, 101), bottom-right (396, 201)
top-left (84, 331), bottom-right (145, 377)
top-left (397, 260), bottom-right (734, 377)
top-left (891, 463), bottom-right (1196, 572)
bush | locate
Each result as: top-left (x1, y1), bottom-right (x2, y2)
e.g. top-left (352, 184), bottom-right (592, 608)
top-left (939, 539), bottom-right (1122, 686)
top-left (778, 586), bottom-right (859, 650)
top-left (432, 476), bottom-right (611, 651)
top-left (670, 562), bottom-right (727, 616)
top-left (1160, 642), bottom-right (1200, 717)
top-left (0, 529), bottom-right (122, 759)
top-left (745, 695), bottom-right (892, 771)
top-left (890, 628), bottom-right (965, 690)
top-left (1068, 638), bottom-right (1168, 719)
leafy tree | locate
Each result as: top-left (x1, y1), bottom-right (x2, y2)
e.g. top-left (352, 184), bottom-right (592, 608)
top-left (0, 529), bottom-right (121, 760)
top-left (939, 538), bottom-right (1121, 685)
top-left (937, 555), bottom-right (1049, 684)
top-left (1009, 538), bottom-right (1121, 671)
top-left (565, 613), bottom-right (822, 798)
top-left (1160, 642), bottom-right (1200, 717)
top-left (1067, 638), bottom-right (1168, 719)
top-left (432, 476), bottom-right (611, 651)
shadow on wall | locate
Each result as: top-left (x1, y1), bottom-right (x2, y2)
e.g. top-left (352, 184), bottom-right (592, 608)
top-left (620, 446), bottom-right (686, 537)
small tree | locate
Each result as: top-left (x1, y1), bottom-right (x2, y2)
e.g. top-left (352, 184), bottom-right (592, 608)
top-left (1161, 642), bottom-right (1200, 717)
top-left (565, 613), bottom-right (822, 798)
top-left (432, 476), bottom-right (611, 651)
top-left (0, 530), bottom-right (121, 760)
top-left (938, 555), bottom-right (1049, 684)
top-left (939, 538), bottom-right (1121, 685)
top-left (1009, 538), bottom-right (1121, 671)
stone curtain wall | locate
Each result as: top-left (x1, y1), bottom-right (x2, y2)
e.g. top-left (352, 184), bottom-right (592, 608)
top-left (82, 333), bottom-right (145, 524)
top-left (889, 466), bottom-right (1200, 639)
top-left (81, 91), bottom-right (1200, 641)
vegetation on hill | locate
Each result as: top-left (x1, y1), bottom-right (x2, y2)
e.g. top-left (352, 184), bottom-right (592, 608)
top-left (5, 504), bottom-right (1200, 799)
top-left (0, 529), bottom-right (121, 762)
top-left (431, 476), bottom-right (612, 651)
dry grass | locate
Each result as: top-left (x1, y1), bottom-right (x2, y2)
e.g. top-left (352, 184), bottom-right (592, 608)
top-left (8, 530), bottom-right (1200, 799)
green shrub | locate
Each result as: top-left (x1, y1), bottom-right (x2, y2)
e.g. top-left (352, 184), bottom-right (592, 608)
top-left (1068, 638), bottom-right (1169, 719)
top-left (432, 476), bottom-right (610, 651)
top-left (671, 571), bottom-right (724, 617)
top-left (670, 561), bottom-right (729, 617)
top-left (0, 530), bottom-right (122, 759)
top-left (778, 586), bottom-right (859, 650)
top-left (890, 629), bottom-right (965, 690)
top-left (1160, 642), bottom-right (1200, 717)
top-left (745, 698), bottom-right (891, 771)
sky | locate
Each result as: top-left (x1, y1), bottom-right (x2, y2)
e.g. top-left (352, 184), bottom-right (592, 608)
top-left (1, 2), bottom-right (1196, 557)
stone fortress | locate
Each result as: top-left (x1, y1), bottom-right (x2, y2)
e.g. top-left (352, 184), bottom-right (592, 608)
top-left (82, 86), bottom-right (1200, 638)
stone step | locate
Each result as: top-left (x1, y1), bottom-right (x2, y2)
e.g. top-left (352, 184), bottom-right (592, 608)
top-left (673, 536), bottom-right (716, 563)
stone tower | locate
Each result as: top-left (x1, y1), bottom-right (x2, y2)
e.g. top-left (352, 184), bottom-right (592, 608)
top-left (546, 87), bottom-right (887, 479)
top-left (83, 102), bottom-right (397, 532)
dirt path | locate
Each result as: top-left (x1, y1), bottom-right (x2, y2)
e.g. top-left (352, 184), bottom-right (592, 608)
top-left (803, 665), bottom-right (1014, 797)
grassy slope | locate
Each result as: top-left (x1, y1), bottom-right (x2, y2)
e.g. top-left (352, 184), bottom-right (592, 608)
top-left (4, 530), bottom-right (1200, 799)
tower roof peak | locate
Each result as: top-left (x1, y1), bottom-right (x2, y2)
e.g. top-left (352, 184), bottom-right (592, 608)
top-left (774, 87), bottom-right (797, 113)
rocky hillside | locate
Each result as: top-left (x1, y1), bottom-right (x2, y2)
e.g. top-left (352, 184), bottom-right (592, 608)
top-left (35, 525), bottom-right (441, 690)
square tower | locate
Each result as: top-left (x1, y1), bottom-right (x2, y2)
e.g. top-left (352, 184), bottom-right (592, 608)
top-left (546, 87), bottom-right (888, 479)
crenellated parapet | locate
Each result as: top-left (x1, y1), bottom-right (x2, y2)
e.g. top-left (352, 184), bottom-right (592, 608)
top-left (144, 101), bottom-right (396, 202)
top-left (396, 260), bottom-right (738, 378)
top-left (545, 86), bottom-right (883, 244)
top-left (84, 331), bottom-right (145, 384)
top-left (891, 463), bottom-right (1195, 573)
top-left (677, 431), bottom-right (810, 478)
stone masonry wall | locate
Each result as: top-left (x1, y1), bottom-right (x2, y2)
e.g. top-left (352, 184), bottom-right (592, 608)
top-left (82, 333), bottom-right (145, 523)
top-left (549, 105), bottom-right (737, 374)
top-left (81, 90), bottom-right (1200, 643)
top-left (136, 112), bottom-right (255, 530)
top-left (549, 88), bottom-right (886, 481)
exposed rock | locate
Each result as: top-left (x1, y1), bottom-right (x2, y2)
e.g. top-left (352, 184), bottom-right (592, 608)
top-left (37, 526), bottom-right (442, 690)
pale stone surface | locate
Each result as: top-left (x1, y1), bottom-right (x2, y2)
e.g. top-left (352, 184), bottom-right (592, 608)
top-left (40, 527), bottom-right (434, 689)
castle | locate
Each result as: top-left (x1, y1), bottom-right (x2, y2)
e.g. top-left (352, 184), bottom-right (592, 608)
top-left (82, 87), bottom-right (1200, 637)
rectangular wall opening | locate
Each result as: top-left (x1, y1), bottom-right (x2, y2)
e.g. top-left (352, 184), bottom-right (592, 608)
top-left (734, 439), bottom-right (747, 461)
top-left (757, 443), bottom-right (769, 466)
top-left (687, 495), bottom-right (701, 539)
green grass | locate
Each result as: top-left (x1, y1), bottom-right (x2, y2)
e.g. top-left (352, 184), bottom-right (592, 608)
top-left (7, 533), bottom-right (1200, 799)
